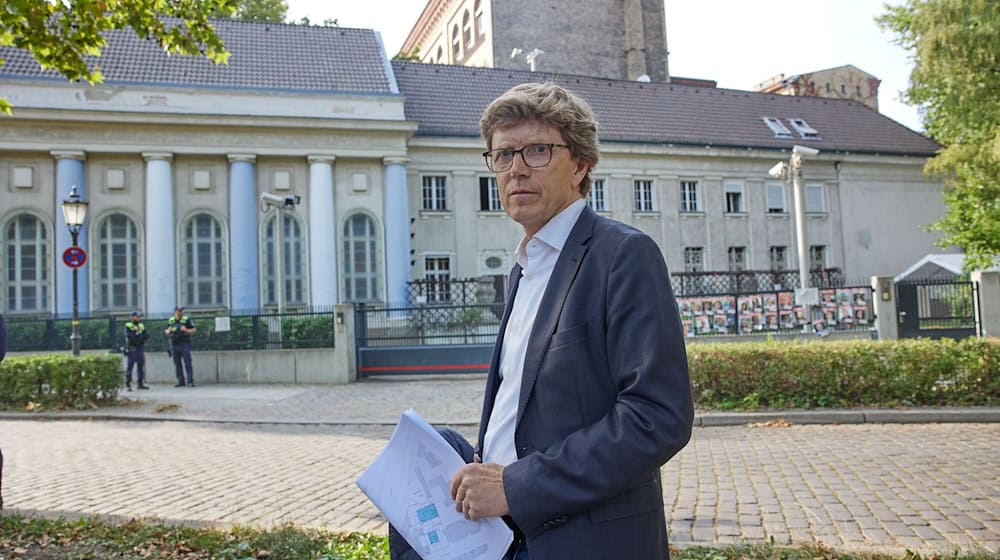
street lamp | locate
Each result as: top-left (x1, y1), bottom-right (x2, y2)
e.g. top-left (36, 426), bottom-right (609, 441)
top-left (61, 185), bottom-right (88, 356)
top-left (769, 145), bottom-right (820, 316)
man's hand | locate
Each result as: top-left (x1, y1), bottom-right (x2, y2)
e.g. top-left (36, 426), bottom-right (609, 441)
top-left (450, 462), bottom-right (509, 520)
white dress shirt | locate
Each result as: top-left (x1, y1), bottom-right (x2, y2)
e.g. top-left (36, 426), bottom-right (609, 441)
top-left (483, 198), bottom-right (587, 466)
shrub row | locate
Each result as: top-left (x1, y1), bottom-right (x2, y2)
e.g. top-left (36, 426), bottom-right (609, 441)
top-left (1, 338), bottom-right (997, 412)
top-left (0, 354), bottom-right (121, 410)
top-left (688, 338), bottom-right (1000, 409)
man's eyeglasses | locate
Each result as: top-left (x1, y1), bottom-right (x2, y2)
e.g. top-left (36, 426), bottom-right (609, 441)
top-left (482, 143), bottom-right (569, 173)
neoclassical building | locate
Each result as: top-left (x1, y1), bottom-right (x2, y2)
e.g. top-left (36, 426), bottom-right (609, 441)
top-left (0, 18), bottom-right (947, 319)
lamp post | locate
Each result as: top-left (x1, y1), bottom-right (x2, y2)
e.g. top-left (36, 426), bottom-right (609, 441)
top-left (61, 185), bottom-right (88, 356)
top-left (769, 145), bottom-right (819, 329)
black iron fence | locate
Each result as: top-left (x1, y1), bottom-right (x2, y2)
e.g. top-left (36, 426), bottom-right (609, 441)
top-left (896, 279), bottom-right (980, 339)
top-left (4, 307), bottom-right (337, 353)
top-left (356, 275), bottom-right (874, 347)
top-left (677, 285), bottom-right (874, 337)
top-left (670, 268), bottom-right (848, 296)
top-left (355, 301), bottom-right (505, 348)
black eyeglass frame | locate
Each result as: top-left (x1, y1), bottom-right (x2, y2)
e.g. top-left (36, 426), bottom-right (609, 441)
top-left (482, 143), bottom-right (569, 172)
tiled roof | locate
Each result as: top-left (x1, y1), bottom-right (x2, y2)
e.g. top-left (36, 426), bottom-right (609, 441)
top-left (0, 19), bottom-right (395, 94)
top-left (391, 62), bottom-right (939, 156)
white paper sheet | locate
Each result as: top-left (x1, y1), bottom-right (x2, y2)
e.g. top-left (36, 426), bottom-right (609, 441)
top-left (356, 409), bottom-right (514, 560)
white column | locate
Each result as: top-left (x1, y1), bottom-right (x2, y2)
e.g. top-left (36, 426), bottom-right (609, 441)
top-left (971, 270), bottom-right (1000, 338)
top-left (308, 155), bottom-right (338, 307)
top-left (52, 150), bottom-right (87, 316)
top-left (383, 157), bottom-right (411, 305)
top-left (871, 275), bottom-right (898, 340)
top-left (143, 152), bottom-right (175, 315)
top-left (228, 154), bottom-right (258, 311)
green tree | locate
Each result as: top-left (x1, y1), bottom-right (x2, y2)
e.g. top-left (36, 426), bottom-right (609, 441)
top-left (393, 46), bottom-right (421, 61)
top-left (879, 0), bottom-right (1000, 271)
top-left (215, 0), bottom-right (288, 23)
top-left (0, 0), bottom-right (237, 115)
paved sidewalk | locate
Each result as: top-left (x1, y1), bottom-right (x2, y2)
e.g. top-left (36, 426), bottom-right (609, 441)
top-left (1, 380), bottom-right (998, 555)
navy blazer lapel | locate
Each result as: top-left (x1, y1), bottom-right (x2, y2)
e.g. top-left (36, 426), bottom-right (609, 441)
top-left (515, 206), bottom-right (596, 425)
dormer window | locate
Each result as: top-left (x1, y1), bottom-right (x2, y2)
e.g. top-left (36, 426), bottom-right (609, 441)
top-left (787, 118), bottom-right (821, 140)
top-left (761, 116), bottom-right (793, 138)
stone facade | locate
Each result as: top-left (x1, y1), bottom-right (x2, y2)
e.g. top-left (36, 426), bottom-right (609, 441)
top-left (402, 0), bottom-right (669, 80)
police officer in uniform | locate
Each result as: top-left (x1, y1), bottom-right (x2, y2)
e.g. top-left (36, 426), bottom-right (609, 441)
top-left (124, 310), bottom-right (150, 391)
top-left (165, 306), bottom-right (197, 387)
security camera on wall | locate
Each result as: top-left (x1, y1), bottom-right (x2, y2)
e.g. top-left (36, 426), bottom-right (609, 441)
top-left (260, 192), bottom-right (300, 210)
top-left (768, 161), bottom-right (787, 179)
top-left (792, 145), bottom-right (819, 157)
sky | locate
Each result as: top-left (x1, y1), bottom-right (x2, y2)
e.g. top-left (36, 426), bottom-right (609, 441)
top-left (285, 0), bottom-right (922, 132)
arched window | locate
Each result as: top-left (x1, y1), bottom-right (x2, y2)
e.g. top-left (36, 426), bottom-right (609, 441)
top-left (452, 24), bottom-right (461, 61)
top-left (262, 211), bottom-right (307, 307)
top-left (437, 46), bottom-right (444, 64)
top-left (342, 213), bottom-right (380, 302)
top-left (463, 10), bottom-right (473, 49)
top-left (4, 214), bottom-right (48, 312)
top-left (475, 0), bottom-right (485, 39)
top-left (95, 212), bottom-right (140, 310)
top-left (181, 212), bottom-right (227, 307)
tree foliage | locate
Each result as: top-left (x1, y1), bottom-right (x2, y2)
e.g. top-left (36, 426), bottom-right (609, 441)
top-left (393, 46), bottom-right (421, 62)
top-left (878, 0), bottom-right (1000, 270)
top-left (0, 0), bottom-right (239, 115)
top-left (215, 0), bottom-right (288, 23)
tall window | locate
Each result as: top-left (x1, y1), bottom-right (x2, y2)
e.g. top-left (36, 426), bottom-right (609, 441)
top-left (451, 24), bottom-right (461, 61)
top-left (475, 0), bottom-right (485, 39)
top-left (425, 256), bottom-right (451, 303)
top-left (809, 245), bottom-right (827, 270)
top-left (634, 179), bottom-right (653, 211)
top-left (343, 213), bottom-right (380, 302)
top-left (724, 182), bottom-right (744, 213)
top-left (680, 180), bottom-right (700, 212)
top-left (422, 176), bottom-right (448, 211)
top-left (766, 182), bottom-right (786, 213)
top-left (683, 247), bottom-right (704, 273)
top-left (181, 213), bottom-right (226, 307)
top-left (263, 212), bottom-right (307, 306)
top-left (5, 214), bottom-right (48, 312)
top-left (479, 177), bottom-right (502, 211)
top-left (462, 11), bottom-right (473, 48)
top-left (588, 179), bottom-right (607, 212)
top-left (806, 183), bottom-right (825, 213)
top-left (96, 213), bottom-right (140, 310)
top-left (769, 246), bottom-right (787, 270)
top-left (727, 246), bottom-right (746, 271)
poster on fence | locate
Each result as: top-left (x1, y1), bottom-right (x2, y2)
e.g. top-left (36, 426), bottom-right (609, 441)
top-left (678, 288), bottom-right (871, 335)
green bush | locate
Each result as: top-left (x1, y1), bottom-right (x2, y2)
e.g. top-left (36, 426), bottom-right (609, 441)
top-left (0, 354), bottom-right (122, 410)
top-left (688, 338), bottom-right (1000, 409)
top-left (282, 314), bottom-right (334, 349)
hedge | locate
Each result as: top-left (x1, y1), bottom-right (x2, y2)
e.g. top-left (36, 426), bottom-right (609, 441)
top-left (1, 338), bottom-right (997, 412)
top-left (0, 354), bottom-right (121, 410)
top-left (689, 338), bottom-right (1000, 409)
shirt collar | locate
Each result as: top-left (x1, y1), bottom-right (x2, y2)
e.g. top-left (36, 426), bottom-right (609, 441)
top-left (514, 198), bottom-right (586, 259)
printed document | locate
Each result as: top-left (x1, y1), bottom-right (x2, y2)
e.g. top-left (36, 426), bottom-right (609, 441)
top-left (357, 409), bottom-right (514, 560)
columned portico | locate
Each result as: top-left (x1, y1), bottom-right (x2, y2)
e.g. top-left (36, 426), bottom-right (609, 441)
top-left (307, 155), bottom-right (338, 306)
top-left (142, 152), bottom-right (176, 315)
top-left (383, 157), bottom-right (411, 305)
top-left (52, 150), bottom-right (88, 316)
top-left (228, 154), bottom-right (258, 310)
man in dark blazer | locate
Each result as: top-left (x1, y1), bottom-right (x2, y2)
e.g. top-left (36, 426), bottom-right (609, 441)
top-left (449, 83), bottom-right (694, 559)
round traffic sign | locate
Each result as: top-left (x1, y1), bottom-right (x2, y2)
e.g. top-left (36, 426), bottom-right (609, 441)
top-left (63, 246), bottom-right (87, 268)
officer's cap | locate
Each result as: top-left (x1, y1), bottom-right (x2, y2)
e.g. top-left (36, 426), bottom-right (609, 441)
top-left (131, 310), bottom-right (142, 317)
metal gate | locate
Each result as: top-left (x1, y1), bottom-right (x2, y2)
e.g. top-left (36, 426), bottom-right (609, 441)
top-left (896, 279), bottom-right (981, 339)
top-left (354, 302), bottom-right (501, 377)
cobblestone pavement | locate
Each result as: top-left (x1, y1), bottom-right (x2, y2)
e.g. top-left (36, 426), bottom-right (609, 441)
top-left (2, 418), bottom-right (997, 554)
